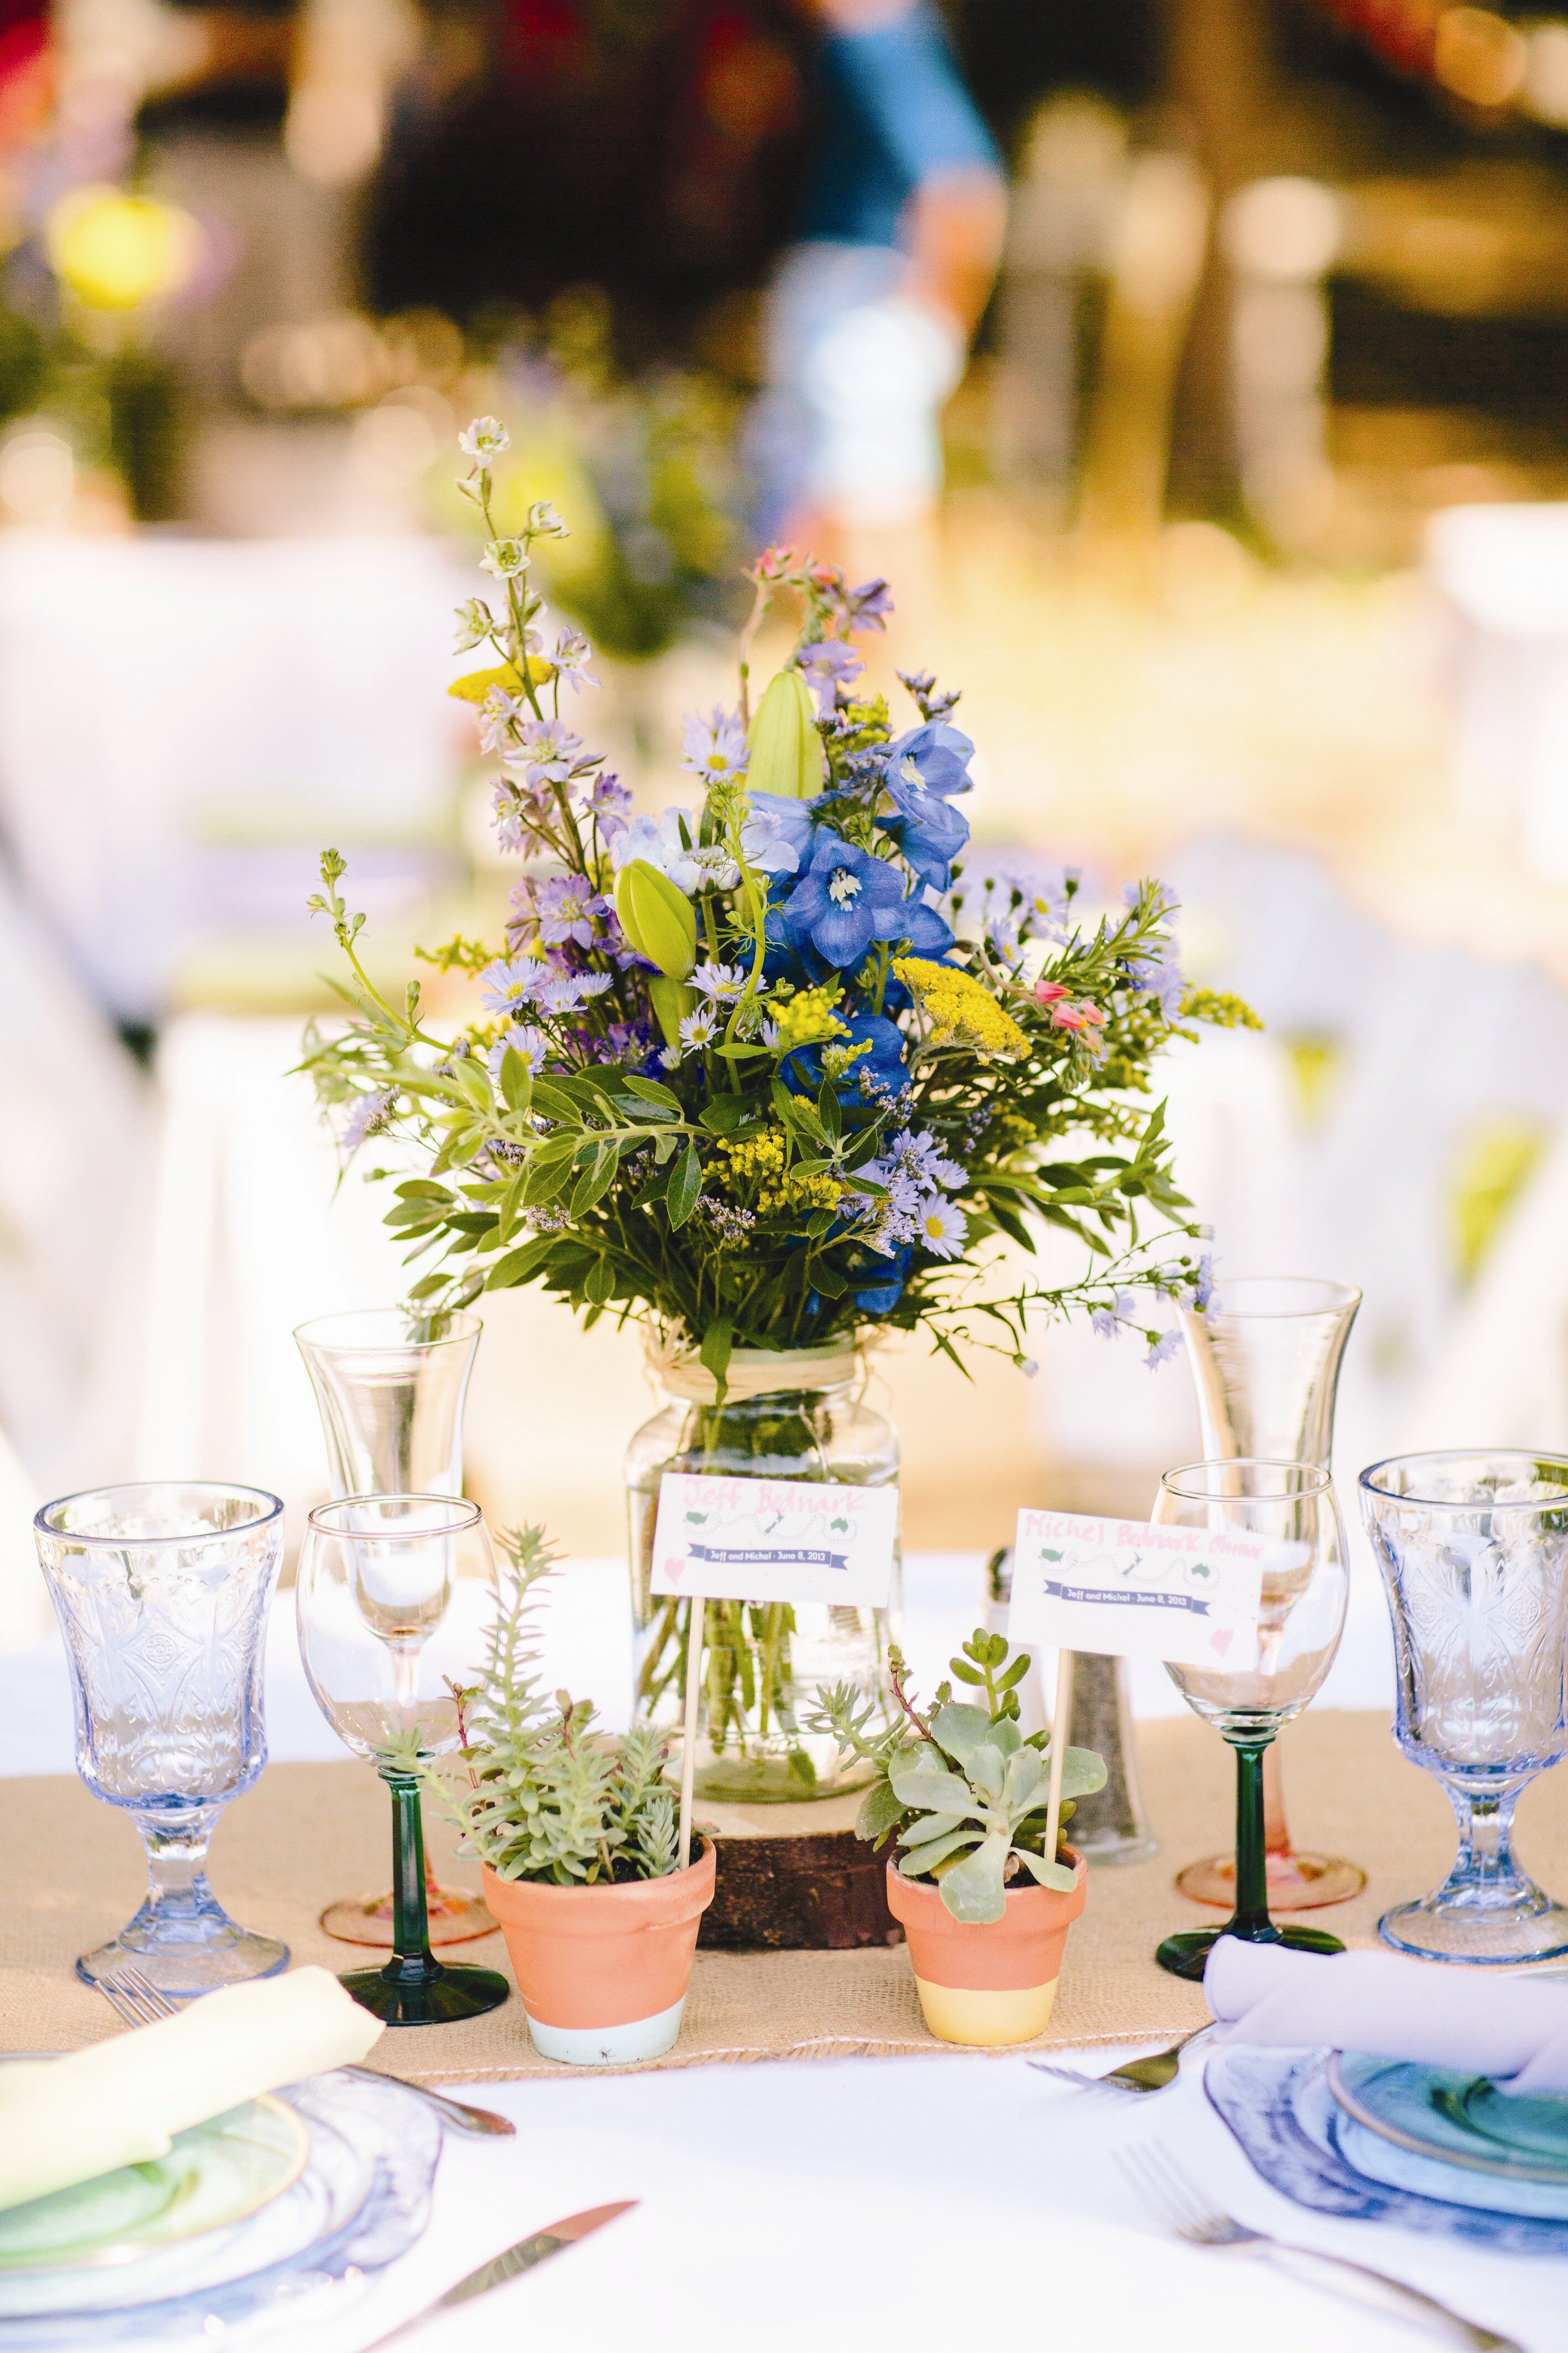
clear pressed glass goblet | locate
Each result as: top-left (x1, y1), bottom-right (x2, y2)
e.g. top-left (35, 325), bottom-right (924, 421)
top-left (33, 1482), bottom-right (288, 1996)
top-left (295, 1307), bottom-right (491, 1949)
top-left (1151, 1458), bottom-right (1351, 1982)
top-left (1360, 1450), bottom-right (1568, 1964)
top-left (295, 1493), bottom-right (509, 2026)
top-left (1178, 1276), bottom-right (1364, 1910)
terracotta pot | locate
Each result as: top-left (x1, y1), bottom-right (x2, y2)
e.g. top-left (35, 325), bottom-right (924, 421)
top-left (482, 1841), bottom-right (716, 2065)
top-left (886, 1849), bottom-right (1087, 2048)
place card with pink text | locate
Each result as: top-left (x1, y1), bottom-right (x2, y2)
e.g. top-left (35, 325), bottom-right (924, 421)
top-left (650, 1473), bottom-right (897, 1607)
top-left (1008, 1508), bottom-right (1282, 1671)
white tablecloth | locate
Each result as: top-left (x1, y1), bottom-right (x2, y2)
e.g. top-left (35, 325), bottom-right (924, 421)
top-left (3, 1555), bottom-right (1483, 2353)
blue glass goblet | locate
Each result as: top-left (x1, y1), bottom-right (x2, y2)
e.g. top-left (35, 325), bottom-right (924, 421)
top-left (33, 1482), bottom-right (289, 1996)
top-left (1362, 1450), bottom-right (1568, 1964)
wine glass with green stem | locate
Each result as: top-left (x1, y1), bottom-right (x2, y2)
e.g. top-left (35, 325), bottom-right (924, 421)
top-left (296, 1493), bottom-right (509, 2025)
top-left (1152, 1458), bottom-right (1351, 1982)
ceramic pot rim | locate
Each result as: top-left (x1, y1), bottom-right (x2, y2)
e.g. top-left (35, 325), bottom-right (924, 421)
top-left (889, 1847), bottom-right (1086, 1913)
top-left (483, 1838), bottom-right (716, 1922)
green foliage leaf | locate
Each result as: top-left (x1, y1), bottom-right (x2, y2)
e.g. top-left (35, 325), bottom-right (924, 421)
top-left (666, 1139), bottom-right (701, 1230)
top-left (698, 1317), bottom-right (733, 1396)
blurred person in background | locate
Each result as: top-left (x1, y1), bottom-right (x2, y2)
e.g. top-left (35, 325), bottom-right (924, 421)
top-left (749, 0), bottom-right (1005, 597)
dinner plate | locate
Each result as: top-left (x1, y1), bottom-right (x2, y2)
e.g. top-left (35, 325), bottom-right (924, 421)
top-left (1204, 2045), bottom-right (1568, 2252)
top-left (0, 2071), bottom-right (441, 2346)
top-left (1328, 2051), bottom-right (1568, 2186)
top-left (0, 2096), bottom-right (309, 2275)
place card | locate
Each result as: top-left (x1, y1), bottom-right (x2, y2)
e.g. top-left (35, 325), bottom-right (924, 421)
top-left (650, 1473), bottom-right (898, 1608)
top-left (1008, 1508), bottom-right (1283, 1671)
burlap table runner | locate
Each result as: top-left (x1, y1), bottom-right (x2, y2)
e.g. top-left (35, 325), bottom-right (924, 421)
top-left (6, 1711), bottom-right (1566, 2083)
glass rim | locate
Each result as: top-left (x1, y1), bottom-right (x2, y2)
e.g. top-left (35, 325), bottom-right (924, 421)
top-left (35, 1480), bottom-right (284, 1545)
top-left (293, 1308), bottom-right (482, 1355)
top-left (306, 1493), bottom-right (483, 1542)
top-left (1198, 1275), bottom-right (1362, 1320)
top-left (1360, 1449), bottom-right (1568, 1508)
top-left (1160, 1456), bottom-right (1334, 1500)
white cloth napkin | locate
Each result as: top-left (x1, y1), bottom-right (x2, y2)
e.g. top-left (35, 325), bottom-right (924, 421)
top-left (0, 1965), bottom-right (384, 2212)
top-left (1205, 1939), bottom-right (1568, 2097)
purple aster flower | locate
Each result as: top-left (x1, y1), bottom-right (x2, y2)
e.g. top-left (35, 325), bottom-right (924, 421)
top-left (1194, 1253), bottom-right (1214, 1310)
top-left (536, 969), bottom-right (613, 1014)
top-left (480, 956), bottom-right (547, 1015)
top-left (342, 1087), bottom-right (396, 1152)
top-left (1127, 948), bottom-right (1184, 1020)
top-left (487, 1024), bottom-right (548, 1085)
top-left (1090, 1289), bottom-right (1138, 1339)
top-left (778, 836), bottom-right (911, 968)
top-left (1145, 1329), bottom-right (1183, 1370)
top-left (590, 772), bottom-right (632, 839)
top-left (538, 873), bottom-right (607, 950)
top-left (796, 639), bottom-right (864, 715)
top-left (503, 716), bottom-right (581, 785)
top-left (680, 706), bottom-right (750, 786)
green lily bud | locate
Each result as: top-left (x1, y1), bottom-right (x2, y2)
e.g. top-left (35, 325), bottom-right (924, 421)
top-left (648, 976), bottom-right (697, 1046)
top-left (614, 859), bottom-right (696, 979)
top-left (746, 667), bottom-right (825, 799)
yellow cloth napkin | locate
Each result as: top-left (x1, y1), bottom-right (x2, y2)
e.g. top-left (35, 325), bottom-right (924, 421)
top-left (0, 1965), bottom-right (384, 2213)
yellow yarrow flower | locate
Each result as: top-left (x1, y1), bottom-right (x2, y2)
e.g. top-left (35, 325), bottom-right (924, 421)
top-left (715, 1124), bottom-right (841, 1217)
top-left (893, 958), bottom-right (1029, 1057)
top-left (769, 984), bottom-right (848, 1054)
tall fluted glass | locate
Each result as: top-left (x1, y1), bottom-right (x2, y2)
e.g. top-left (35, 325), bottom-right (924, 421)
top-left (34, 1482), bottom-right (288, 1996)
top-left (1151, 1459), bottom-right (1350, 1981)
top-left (294, 1305), bottom-right (489, 1948)
top-left (1178, 1276), bottom-right (1363, 1910)
top-left (1361, 1451), bottom-right (1568, 1964)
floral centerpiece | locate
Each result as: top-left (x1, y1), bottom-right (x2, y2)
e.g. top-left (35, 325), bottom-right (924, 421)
top-left (306, 416), bottom-right (1251, 1805)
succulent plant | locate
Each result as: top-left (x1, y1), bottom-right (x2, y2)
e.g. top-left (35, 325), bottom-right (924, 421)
top-left (811, 1630), bottom-right (1106, 1925)
top-left (418, 1525), bottom-right (683, 1885)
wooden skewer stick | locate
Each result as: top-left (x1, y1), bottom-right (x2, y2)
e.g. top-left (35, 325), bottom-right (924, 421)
top-left (1044, 1648), bottom-right (1075, 1864)
top-left (677, 1599), bottom-right (703, 1871)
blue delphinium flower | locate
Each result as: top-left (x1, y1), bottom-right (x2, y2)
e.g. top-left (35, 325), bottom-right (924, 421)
top-left (884, 720), bottom-right (976, 799)
top-left (878, 766), bottom-right (971, 890)
top-left (780, 1011), bottom-right (906, 1102)
top-left (778, 836), bottom-right (911, 967)
top-left (742, 790), bottom-right (816, 876)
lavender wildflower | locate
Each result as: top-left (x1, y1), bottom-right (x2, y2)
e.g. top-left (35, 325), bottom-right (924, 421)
top-left (680, 707), bottom-right (750, 786)
top-left (797, 639), bottom-right (863, 715)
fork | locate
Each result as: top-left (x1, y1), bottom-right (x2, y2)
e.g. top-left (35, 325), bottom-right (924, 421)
top-left (1030, 2026), bottom-right (1210, 2098)
top-left (96, 1967), bottom-right (516, 2140)
top-left (1118, 2141), bottom-right (1523, 2352)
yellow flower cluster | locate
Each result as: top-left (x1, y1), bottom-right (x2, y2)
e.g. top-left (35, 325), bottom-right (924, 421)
top-left (769, 985), bottom-right (847, 1052)
top-left (715, 1126), bottom-right (841, 1217)
top-left (893, 958), bottom-right (1028, 1057)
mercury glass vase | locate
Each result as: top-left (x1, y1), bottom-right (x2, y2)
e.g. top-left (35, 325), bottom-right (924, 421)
top-left (34, 1482), bottom-right (288, 1997)
top-left (625, 1345), bottom-right (899, 1803)
top-left (294, 1305), bottom-right (490, 1948)
top-left (1360, 1450), bottom-right (1568, 1964)
top-left (1177, 1275), bottom-right (1363, 1910)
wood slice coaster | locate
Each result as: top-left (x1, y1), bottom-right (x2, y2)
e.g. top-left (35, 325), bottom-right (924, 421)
top-left (694, 1793), bottom-right (904, 1950)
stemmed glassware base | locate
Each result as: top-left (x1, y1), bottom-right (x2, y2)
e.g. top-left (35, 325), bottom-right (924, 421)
top-left (322, 1877), bottom-right (495, 1949)
top-left (1175, 1848), bottom-right (1366, 1911)
top-left (1379, 1867), bottom-right (1568, 1965)
top-left (341, 1953), bottom-right (511, 2027)
top-left (1156, 1920), bottom-right (1346, 1982)
top-left (76, 1893), bottom-right (287, 1999)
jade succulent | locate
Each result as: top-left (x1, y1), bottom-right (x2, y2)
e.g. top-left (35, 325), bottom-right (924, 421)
top-left (811, 1630), bottom-right (1106, 1925)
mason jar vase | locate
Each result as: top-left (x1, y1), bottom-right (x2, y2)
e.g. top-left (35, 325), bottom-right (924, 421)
top-left (625, 1344), bottom-right (899, 1803)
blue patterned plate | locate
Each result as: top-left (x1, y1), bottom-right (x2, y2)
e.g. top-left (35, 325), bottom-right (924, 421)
top-left (1204, 2047), bottom-right (1568, 2253)
top-left (1329, 2052), bottom-right (1568, 2186)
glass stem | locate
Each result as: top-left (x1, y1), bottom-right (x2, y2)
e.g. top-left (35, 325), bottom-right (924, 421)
top-left (1446, 1783), bottom-right (1523, 1896)
top-left (136, 1814), bottom-right (220, 1929)
top-left (1227, 1740), bottom-right (1281, 1943)
top-left (381, 1768), bottom-right (440, 1985)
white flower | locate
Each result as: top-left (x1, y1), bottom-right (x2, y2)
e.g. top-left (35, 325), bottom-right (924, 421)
top-left (479, 687), bottom-right (521, 754)
top-left (459, 416), bottom-right (510, 465)
top-left (453, 597), bottom-right (494, 652)
top-left (690, 843), bottom-right (740, 891)
top-left (739, 804), bottom-right (801, 876)
top-left (679, 1005), bottom-right (718, 1051)
top-left (537, 971), bottom-right (613, 1014)
top-left (609, 808), bottom-right (702, 895)
top-left (480, 538), bottom-right (529, 581)
top-left (552, 628), bottom-right (598, 693)
top-left (917, 1200), bottom-right (967, 1260)
top-left (528, 500), bottom-right (567, 538)
top-left (691, 960), bottom-right (753, 1002)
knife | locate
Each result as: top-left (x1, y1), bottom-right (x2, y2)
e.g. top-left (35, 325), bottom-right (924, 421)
top-left (360, 2202), bottom-right (639, 2349)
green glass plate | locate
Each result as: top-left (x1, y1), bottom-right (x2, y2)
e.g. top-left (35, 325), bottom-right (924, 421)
top-left (1328, 2051), bottom-right (1568, 2186)
top-left (0, 2095), bottom-right (311, 2273)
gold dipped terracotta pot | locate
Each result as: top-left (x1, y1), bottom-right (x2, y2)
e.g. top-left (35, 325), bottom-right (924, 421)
top-left (482, 1840), bottom-right (716, 2065)
top-left (886, 1850), bottom-right (1087, 2047)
